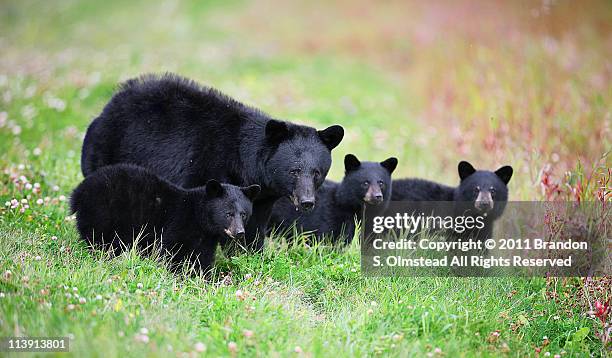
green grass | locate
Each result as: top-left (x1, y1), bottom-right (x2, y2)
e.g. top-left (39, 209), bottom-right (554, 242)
top-left (0, 224), bottom-right (602, 357)
top-left (0, 0), bottom-right (610, 356)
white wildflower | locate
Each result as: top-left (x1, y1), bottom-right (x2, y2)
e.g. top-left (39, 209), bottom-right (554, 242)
top-left (194, 342), bottom-right (206, 352)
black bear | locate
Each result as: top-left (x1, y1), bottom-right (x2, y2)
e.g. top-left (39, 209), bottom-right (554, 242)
top-left (391, 160), bottom-right (513, 241)
top-left (70, 164), bottom-right (260, 273)
top-left (80, 74), bottom-right (344, 250)
top-left (269, 154), bottom-right (398, 244)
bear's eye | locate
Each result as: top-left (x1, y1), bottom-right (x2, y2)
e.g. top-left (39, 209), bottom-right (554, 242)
top-left (313, 169), bottom-right (321, 179)
top-left (362, 181), bottom-right (370, 188)
top-left (290, 169), bottom-right (301, 177)
top-left (473, 186), bottom-right (480, 194)
top-left (240, 212), bottom-right (247, 220)
top-left (225, 212), bottom-right (234, 219)
top-left (490, 187), bottom-right (496, 196)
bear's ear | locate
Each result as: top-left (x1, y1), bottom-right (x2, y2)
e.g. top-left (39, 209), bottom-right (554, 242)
top-left (318, 125), bottom-right (344, 150)
top-left (241, 184), bottom-right (261, 202)
top-left (205, 179), bottom-right (224, 198)
top-left (344, 154), bottom-right (361, 172)
top-left (458, 161), bottom-right (476, 180)
top-left (265, 120), bottom-right (290, 144)
top-left (495, 165), bottom-right (513, 185)
top-left (380, 157), bottom-right (398, 174)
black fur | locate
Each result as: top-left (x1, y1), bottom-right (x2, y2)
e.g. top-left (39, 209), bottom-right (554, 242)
top-left (391, 161), bottom-right (513, 241)
top-left (270, 154), bottom-right (398, 243)
top-left (70, 164), bottom-right (259, 273)
top-left (81, 73), bottom-right (344, 250)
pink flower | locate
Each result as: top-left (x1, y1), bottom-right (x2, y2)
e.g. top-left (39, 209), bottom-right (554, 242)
top-left (594, 300), bottom-right (610, 324)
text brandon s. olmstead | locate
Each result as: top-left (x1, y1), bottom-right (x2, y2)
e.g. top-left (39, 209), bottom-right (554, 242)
top-left (372, 255), bottom-right (574, 268)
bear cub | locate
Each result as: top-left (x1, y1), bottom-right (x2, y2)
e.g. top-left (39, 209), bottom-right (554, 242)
top-left (391, 161), bottom-right (513, 241)
top-left (270, 154), bottom-right (398, 244)
top-left (71, 164), bottom-right (260, 273)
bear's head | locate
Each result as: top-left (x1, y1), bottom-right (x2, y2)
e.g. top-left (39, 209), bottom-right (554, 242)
top-left (198, 180), bottom-right (260, 240)
top-left (264, 119), bottom-right (344, 212)
top-left (340, 154), bottom-right (398, 208)
top-left (455, 161), bottom-right (513, 218)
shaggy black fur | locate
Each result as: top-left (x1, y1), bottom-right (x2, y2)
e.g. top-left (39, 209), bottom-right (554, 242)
top-left (81, 73), bottom-right (344, 250)
top-left (270, 154), bottom-right (398, 244)
top-left (70, 164), bottom-right (259, 273)
top-left (391, 161), bottom-right (513, 241)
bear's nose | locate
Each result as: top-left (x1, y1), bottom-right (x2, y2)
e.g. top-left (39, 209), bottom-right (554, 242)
top-left (234, 230), bottom-right (245, 239)
top-left (475, 201), bottom-right (492, 211)
top-left (300, 201), bottom-right (315, 211)
top-left (364, 194), bottom-right (383, 205)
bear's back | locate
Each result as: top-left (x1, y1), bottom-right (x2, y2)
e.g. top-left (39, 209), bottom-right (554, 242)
top-left (391, 178), bottom-right (455, 201)
top-left (71, 164), bottom-right (182, 247)
top-left (108, 73), bottom-right (261, 127)
top-left (82, 73), bottom-right (271, 185)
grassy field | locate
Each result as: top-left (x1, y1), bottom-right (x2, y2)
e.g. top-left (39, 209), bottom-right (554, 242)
top-left (0, 0), bottom-right (610, 356)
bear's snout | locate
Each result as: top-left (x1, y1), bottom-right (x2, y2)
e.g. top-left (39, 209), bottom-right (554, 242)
top-left (225, 218), bottom-right (246, 240)
top-left (293, 175), bottom-right (316, 212)
top-left (475, 191), bottom-right (494, 212)
top-left (364, 185), bottom-right (384, 205)
top-left (300, 200), bottom-right (315, 211)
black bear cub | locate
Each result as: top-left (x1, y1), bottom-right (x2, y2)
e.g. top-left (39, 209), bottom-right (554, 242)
top-left (71, 164), bottom-right (260, 273)
top-left (391, 161), bottom-right (513, 241)
top-left (80, 74), bottom-right (344, 250)
top-left (270, 154), bottom-right (398, 244)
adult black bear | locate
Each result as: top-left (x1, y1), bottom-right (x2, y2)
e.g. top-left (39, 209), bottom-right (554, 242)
top-left (71, 164), bottom-right (260, 273)
top-left (270, 154), bottom-right (398, 244)
top-left (391, 161), bottom-right (513, 241)
top-left (80, 74), bottom-right (344, 251)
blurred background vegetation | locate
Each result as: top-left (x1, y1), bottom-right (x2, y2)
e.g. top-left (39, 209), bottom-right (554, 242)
top-left (1, 0), bottom-right (610, 199)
